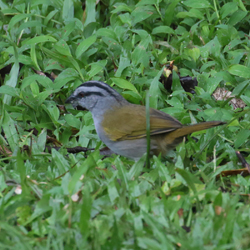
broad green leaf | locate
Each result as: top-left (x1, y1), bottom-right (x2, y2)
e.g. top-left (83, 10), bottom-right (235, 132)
top-left (30, 81), bottom-right (39, 96)
top-left (96, 28), bottom-right (117, 40)
top-left (119, 13), bottom-right (132, 26)
top-left (1, 8), bottom-right (16, 14)
top-left (52, 148), bottom-right (70, 174)
top-left (43, 47), bottom-right (72, 65)
top-left (8, 13), bottom-right (31, 31)
top-left (44, 9), bottom-right (58, 25)
top-left (115, 56), bottom-right (130, 77)
top-left (137, 237), bottom-right (162, 249)
top-left (186, 47), bottom-right (200, 62)
top-left (237, 0), bottom-right (247, 11)
top-left (108, 180), bottom-right (119, 204)
top-left (30, 44), bottom-right (40, 70)
top-left (88, 60), bottom-right (107, 78)
top-left (44, 59), bottom-right (65, 71)
top-left (223, 39), bottom-right (243, 53)
top-left (2, 110), bottom-right (19, 152)
top-left (54, 40), bottom-right (72, 57)
top-left (21, 74), bottom-right (53, 90)
top-left (200, 36), bottom-right (221, 58)
top-left (164, 0), bottom-right (181, 25)
top-left (220, 2), bottom-right (238, 19)
top-left (84, 0), bottom-right (96, 26)
top-left (37, 129), bottom-right (47, 152)
top-left (115, 157), bottom-right (129, 190)
top-left (234, 129), bottom-right (250, 148)
top-left (122, 90), bottom-right (142, 103)
top-left (241, 95), bottom-right (250, 107)
top-left (149, 67), bottom-right (164, 109)
top-left (177, 8), bottom-right (204, 19)
top-left (64, 114), bottom-right (81, 129)
top-left (17, 20), bottom-right (44, 34)
top-left (132, 35), bottom-right (152, 66)
top-left (36, 90), bottom-right (54, 106)
top-left (111, 78), bottom-right (138, 93)
top-left (79, 185), bottom-right (92, 235)
top-left (200, 61), bottom-right (216, 72)
top-left (140, 211), bottom-right (173, 248)
top-left (67, 56), bottom-right (84, 80)
top-left (232, 80), bottom-right (250, 96)
top-left (112, 3), bottom-right (132, 13)
top-left (0, 41), bottom-right (9, 48)
top-left (42, 101), bottom-right (60, 123)
top-left (68, 154), bottom-right (96, 194)
top-left (132, 29), bottom-right (149, 39)
top-left (228, 64), bottom-right (250, 78)
top-left (183, 0), bottom-right (211, 8)
top-left (229, 10), bottom-right (248, 26)
top-left (136, 0), bottom-right (158, 6)
top-left (29, 0), bottom-right (53, 7)
top-left (22, 35), bottom-right (57, 45)
top-left (16, 151), bottom-right (26, 184)
top-left (53, 69), bottom-right (79, 89)
top-left (216, 28), bottom-right (231, 47)
top-left (76, 35), bottom-right (96, 59)
top-left (128, 155), bottom-right (146, 180)
top-left (0, 85), bottom-right (19, 97)
top-left (152, 26), bottom-right (175, 35)
top-left (83, 22), bottom-right (97, 38)
top-left (62, 0), bottom-right (74, 21)
top-left (131, 6), bottom-right (154, 25)
top-left (5, 54), bottom-right (33, 66)
top-left (3, 62), bottom-right (19, 105)
top-left (176, 168), bottom-right (201, 195)
top-left (166, 97), bottom-right (183, 109)
top-left (206, 72), bottom-right (226, 94)
top-left (171, 70), bottom-right (183, 92)
top-left (228, 51), bottom-right (245, 65)
top-left (24, 194), bottom-right (51, 225)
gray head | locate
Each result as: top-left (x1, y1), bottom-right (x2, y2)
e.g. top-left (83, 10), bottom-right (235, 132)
top-left (66, 81), bottom-right (127, 115)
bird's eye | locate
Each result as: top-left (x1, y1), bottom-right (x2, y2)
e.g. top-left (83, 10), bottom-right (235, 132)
top-left (79, 93), bottom-right (84, 97)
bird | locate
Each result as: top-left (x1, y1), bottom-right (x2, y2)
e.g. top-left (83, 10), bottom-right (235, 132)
top-left (66, 80), bottom-right (225, 160)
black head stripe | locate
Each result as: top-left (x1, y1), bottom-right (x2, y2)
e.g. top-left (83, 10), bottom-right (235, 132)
top-left (83, 91), bottom-right (105, 97)
top-left (79, 81), bottom-right (121, 101)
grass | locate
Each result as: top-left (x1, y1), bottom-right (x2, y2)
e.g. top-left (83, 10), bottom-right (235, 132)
top-left (0, 0), bottom-right (250, 249)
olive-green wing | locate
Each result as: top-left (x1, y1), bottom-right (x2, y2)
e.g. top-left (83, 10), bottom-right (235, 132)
top-left (102, 104), bottom-right (182, 141)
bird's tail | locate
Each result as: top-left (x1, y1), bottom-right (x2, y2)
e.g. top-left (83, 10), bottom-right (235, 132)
top-left (164, 121), bottom-right (225, 146)
top-left (174, 121), bottom-right (225, 138)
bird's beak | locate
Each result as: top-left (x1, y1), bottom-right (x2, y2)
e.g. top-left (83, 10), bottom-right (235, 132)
top-left (65, 95), bottom-right (86, 110)
top-left (65, 95), bottom-right (75, 104)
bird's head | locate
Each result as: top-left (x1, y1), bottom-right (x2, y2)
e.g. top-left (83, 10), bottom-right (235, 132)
top-left (66, 81), bottom-right (127, 114)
